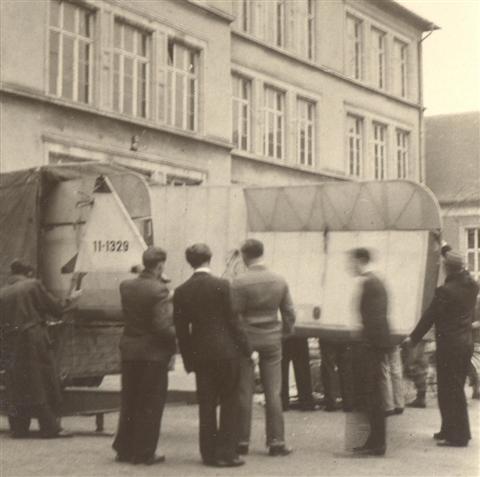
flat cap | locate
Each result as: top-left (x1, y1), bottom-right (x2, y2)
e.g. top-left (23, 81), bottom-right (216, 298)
top-left (142, 246), bottom-right (167, 265)
top-left (443, 250), bottom-right (464, 270)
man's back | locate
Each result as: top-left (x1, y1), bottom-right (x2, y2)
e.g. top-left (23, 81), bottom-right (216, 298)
top-left (174, 273), bottom-right (248, 366)
top-left (231, 265), bottom-right (295, 333)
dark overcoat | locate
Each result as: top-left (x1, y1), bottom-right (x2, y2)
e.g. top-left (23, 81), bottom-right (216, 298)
top-left (0, 275), bottom-right (63, 412)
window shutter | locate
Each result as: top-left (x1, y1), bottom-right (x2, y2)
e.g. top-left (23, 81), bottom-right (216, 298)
top-left (265, 2), bottom-right (275, 44)
top-left (156, 30), bottom-right (167, 124)
top-left (288, 1), bottom-right (297, 54)
top-left (297, 0), bottom-right (307, 58)
top-left (100, 7), bottom-right (114, 110)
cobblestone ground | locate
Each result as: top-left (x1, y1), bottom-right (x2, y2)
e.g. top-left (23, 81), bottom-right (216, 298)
top-left (1, 395), bottom-right (479, 477)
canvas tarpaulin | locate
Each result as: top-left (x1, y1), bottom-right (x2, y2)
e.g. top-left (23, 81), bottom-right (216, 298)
top-left (0, 169), bottom-right (41, 286)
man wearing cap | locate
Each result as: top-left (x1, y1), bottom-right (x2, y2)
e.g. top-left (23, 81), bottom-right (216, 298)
top-left (405, 250), bottom-right (479, 447)
top-left (232, 239), bottom-right (296, 457)
top-left (174, 244), bottom-right (251, 467)
top-left (0, 260), bottom-right (81, 438)
top-left (113, 246), bottom-right (176, 465)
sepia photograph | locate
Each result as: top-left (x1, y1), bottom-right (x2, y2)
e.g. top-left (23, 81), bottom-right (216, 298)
top-left (0, 1), bottom-right (479, 476)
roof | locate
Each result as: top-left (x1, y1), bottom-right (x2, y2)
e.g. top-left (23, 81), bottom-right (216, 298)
top-left (425, 112), bottom-right (480, 204)
top-left (371, 0), bottom-right (440, 32)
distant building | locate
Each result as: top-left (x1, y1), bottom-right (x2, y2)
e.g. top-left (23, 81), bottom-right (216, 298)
top-left (425, 112), bottom-right (480, 281)
top-left (1, 0), bottom-right (437, 186)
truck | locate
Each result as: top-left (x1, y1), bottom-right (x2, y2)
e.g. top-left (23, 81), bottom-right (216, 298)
top-left (0, 162), bottom-right (442, 389)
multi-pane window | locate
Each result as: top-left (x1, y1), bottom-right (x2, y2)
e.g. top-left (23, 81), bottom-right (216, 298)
top-left (166, 40), bottom-right (198, 131)
top-left (396, 129), bottom-right (409, 178)
top-left (264, 86), bottom-right (285, 160)
top-left (274, 0), bottom-right (286, 48)
top-left (49, 0), bottom-right (93, 103)
top-left (297, 99), bottom-right (315, 167)
top-left (238, 0), bottom-right (252, 33)
top-left (373, 122), bottom-right (387, 180)
top-left (371, 28), bottom-right (386, 89)
top-left (393, 39), bottom-right (408, 97)
top-left (113, 21), bottom-right (150, 118)
top-left (346, 15), bottom-right (363, 80)
top-left (232, 75), bottom-right (252, 151)
top-left (466, 228), bottom-right (480, 282)
top-left (307, 0), bottom-right (315, 60)
top-left (346, 115), bottom-right (363, 177)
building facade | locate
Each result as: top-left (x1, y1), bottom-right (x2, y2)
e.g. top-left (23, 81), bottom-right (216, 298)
top-left (1, 0), bottom-right (436, 186)
top-left (425, 112), bottom-right (480, 282)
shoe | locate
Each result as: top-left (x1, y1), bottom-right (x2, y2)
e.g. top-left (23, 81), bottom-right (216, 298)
top-left (394, 408), bottom-right (404, 415)
top-left (352, 445), bottom-right (386, 456)
top-left (141, 454), bottom-right (166, 465)
top-left (437, 441), bottom-right (468, 448)
top-left (211, 457), bottom-right (245, 467)
top-left (42, 429), bottom-right (73, 438)
top-left (115, 455), bottom-right (131, 463)
top-left (237, 444), bottom-right (249, 455)
top-left (269, 445), bottom-right (293, 457)
top-left (406, 398), bottom-right (426, 408)
top-left (433, 432), bottom-right (446, 440)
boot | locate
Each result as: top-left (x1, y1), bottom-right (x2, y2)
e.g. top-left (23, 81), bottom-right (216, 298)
top-left (406, 391), bottom-right (426, 408)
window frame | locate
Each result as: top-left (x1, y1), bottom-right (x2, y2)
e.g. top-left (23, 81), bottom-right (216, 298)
top-left (297, 97), bottom-right (315, 167)
top-left (232, 74), bottom-right (252, 152)
top-left (346, 14), bottom-right (363, 81)
top-left (372, 122), bottom-right (387, 180)
top-left (164, 38), bottom-right (199, 132)
top-left (346, 114), bottom-right (364, 177)
top-left (273, 0), bottom-right (286, 48)
top-left (112, 19), bottom-right (151, 118)
top-left (395, 128), bottom-right (409, 179)
top-left (393, 38), bottom-right (408, 98)
top-left (465, 227), bottom-right (480, 282)
top-left (371, 27), bottom-right (386, 90)
top-left (263, 85), bottom-right (285, 161)
top-left (307, 0), bottom-right (315, 61)
top-left (48, 0), bottom-right (94, 104)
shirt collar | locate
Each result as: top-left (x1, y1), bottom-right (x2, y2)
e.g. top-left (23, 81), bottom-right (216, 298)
top-left (248, 259), bottom-right (266, 269)
top-left (194, 267), bottom-right (211, 274)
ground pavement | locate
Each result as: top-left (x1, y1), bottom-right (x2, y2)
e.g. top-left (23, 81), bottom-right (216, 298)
top-left (1, 393), bottom-right (479, 477)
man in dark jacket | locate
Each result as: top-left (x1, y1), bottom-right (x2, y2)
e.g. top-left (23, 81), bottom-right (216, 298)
top-left (348, 248), bottom-right (391, 456)
top-left (174, 244), bottom-right (251, 467)
top-left (112, 247), bottom-right (176, 465)
top-left (0, 260), bottom-right (81, 438)
top-left (406, 251), bottom-right (479, 447)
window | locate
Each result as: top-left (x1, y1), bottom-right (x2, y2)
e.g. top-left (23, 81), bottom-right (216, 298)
top-left (274, 0), bottom-right (286, 48)
top-left (393, 39), bottom-right (408, 97)
top-left (372, 122), bottom-right (387, 180)
top-left (232, 75), bottom-right (252, 151)
top-left (371, 28), bottom-right (386, 89)
top-left (165, 40), bottom-right (198, 131)
top-left (346, 115), bottom-right (363, 177)
top-left (48, 0), bottom-right (93, 103)
top-left (113, 21), bottom-right (150, 118)
top-left (264, 86), bottom-right (285, 160)
top-left (396, 129), bottom-right (409, 178)
top-left (346, 15), bottom-right (363, 80)
top-left (297, 99), bottom-right (315, 167)
top-left (238, 0), bottom-right (252, 33)
top-left (307, 0), bottom-right (315, 60)
top-left (466, 228), bottom-right (480, 282)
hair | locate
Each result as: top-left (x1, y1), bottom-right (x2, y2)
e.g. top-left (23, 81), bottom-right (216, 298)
top-left (142, 247), bottom-right (167, 270)
top-left (241, 239), bottom-right (264, 260)
top-left (349, 247), bottom-right (371, 264)
top-left (10, 259), bottom-right (34, 276)
top-left (185, 243), bottom-right (212, 269)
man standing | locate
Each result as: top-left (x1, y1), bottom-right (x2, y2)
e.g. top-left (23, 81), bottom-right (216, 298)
top-left (405, 251), bottom-right (479, 447)
top-left (113, 247), bottom-right (176, 465)
top-left (174, 244), bottom-right (251, 467)
top-left (0, 259), bottom-right (81, 438)
top-left (232, 239), bottom-right (295, 457)
top-left (348, 248), bottom-right (391, 456)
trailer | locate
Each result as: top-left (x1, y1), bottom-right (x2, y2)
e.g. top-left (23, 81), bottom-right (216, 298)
top-left (0, 164), bottom-right (442, 427)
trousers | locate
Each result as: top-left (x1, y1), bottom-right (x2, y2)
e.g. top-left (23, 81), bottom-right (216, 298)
top-left (380, 346), bottom-right (404, 411)
top-left (112, 360), bottom-right (168, 463)
top-left (281, 337), bottom-right (314, 408)
top-left (352, 344), bottom-right (387, 449)
top-left (436, 343), bottom-right (472, 444)
top-left (238, 326), bottom-right (284, 447)
top-left (8, 403), bottom-right (60, 437)
top-left (195, 359), bottom-right (241, 463)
